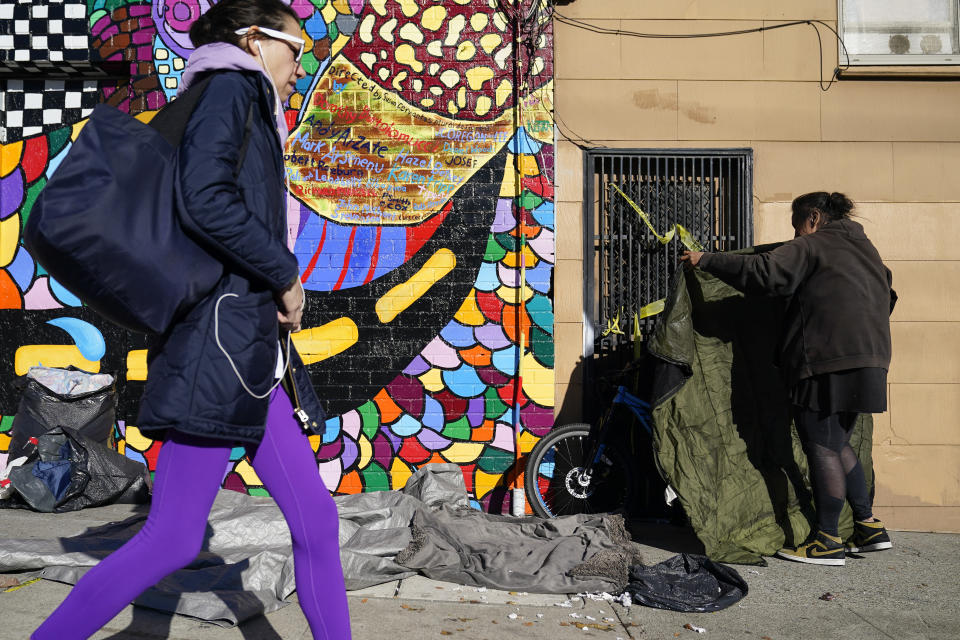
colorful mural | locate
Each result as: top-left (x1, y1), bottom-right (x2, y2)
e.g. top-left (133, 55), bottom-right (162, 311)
top-left (0, 0), bottom-right (555, 513)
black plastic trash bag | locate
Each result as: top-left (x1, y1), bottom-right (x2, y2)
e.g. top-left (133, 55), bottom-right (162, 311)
top-left (627, 553), bottom-right (748, 612)
top-left (8, 367), bottom-right (117, 461)
top-left (2, 427), bottom-right (150, 513)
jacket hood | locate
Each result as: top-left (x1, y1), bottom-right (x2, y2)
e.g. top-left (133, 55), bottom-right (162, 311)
top-left (178, 42), bottom-right (287, 145)
top-left (822, 218), bottom-right (867, 239)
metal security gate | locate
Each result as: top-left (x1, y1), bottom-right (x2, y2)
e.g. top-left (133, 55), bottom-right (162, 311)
top-left (583, 149), bottom-right (754, 368)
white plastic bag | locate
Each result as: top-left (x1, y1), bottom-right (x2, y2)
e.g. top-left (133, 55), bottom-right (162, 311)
top-left (0, 455), bottom-right (29, 500)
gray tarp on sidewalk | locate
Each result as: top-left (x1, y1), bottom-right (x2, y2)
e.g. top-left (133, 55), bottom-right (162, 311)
top-left (0, 464), bottom-right (636, 625)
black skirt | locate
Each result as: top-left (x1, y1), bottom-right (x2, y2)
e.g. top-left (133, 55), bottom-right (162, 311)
top-left (790, 367), bottom-right (887, 415)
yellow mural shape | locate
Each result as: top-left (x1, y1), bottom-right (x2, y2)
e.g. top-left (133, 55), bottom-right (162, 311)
top-left (375, 248), bottom-right (455, 323)
top-left (500, 245), bottom-right (539, 269)
top-left (287, 59), bottom-right (514, 226)
top-left (421, 5), bottom-right (446, 31)
top-left (474, 468), bottom-right (501, 499)
top-left (291, 317), bottom-right (359, 365)
top-left (521, 352), bottom-right (554, 407)
top-left (331, 34), bottom-right (351, 57)
top-left (234, 459), bottom-right (263, 486)
top-left (15, 346), bottom-right (100, 376)
top-left (396, 0), bottom-right (419, 18)
top-left (499, 155), bottom-right (519, 197)
top-left (517, 429), bottom-right (540, 455)
top-left (1, 214), bottom-right (19, 267)
top-left (1, 141), bottom-right (23, 177)
top-left (0, 433), bottom-right (10, 451)
top-left (495, 284), bottom-right (534, 303)
top-left (440, 441), bottom-right (485, 463)
top-left (71, 119), bottom-right (87, 141)
top-left (390, 456), bottom-right (414, 490)
top-left (395, 43), bottom-right (424, 73)
top-left (465, 66), bottom-right (494, 91)
top-left (126, 349), bottom-right (148, 381)
top-left (357, 433), bottom-right (373, 469)
top-left (453, 289), bottom-right (485, 326)
top-left (123, 425), bottom-right (154, 452)
top-left (517, 154), bottom-right (539, 177)
top-left (418, 367), bottom-right (444, 392)
top-left (321, 0), bottom-right (337, 24)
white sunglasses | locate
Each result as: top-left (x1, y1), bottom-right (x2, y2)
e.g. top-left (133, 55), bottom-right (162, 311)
top-left (235, 25), bottom-right (305, 63)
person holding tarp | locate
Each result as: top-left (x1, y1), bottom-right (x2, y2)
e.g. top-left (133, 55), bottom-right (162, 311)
top-left (32, 1), bottom-right (351, 638)
top-left (681, 192), bottom-right (895, 567)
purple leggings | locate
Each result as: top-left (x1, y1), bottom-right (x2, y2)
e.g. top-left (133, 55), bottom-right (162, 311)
top-left (33, 387), bottom-right (351, 639)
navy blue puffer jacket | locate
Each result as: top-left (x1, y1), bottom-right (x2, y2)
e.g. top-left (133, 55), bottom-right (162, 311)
top-left (138, 71), bottom-right (325, 443)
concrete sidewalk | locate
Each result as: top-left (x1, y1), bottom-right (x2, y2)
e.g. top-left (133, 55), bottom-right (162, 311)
top-left (2, 503), bottom-right (958, 639)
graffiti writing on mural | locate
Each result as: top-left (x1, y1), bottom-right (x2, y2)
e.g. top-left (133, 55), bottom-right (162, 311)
top-left (286, 60), bottom-right (515, 226)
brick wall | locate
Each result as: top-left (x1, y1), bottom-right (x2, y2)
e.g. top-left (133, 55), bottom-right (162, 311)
top-left (0, 0), bottom-right (556, 513)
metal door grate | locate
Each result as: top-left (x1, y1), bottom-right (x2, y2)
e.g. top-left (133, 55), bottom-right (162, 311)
top-left (583, 149), bottom-right (754, 363)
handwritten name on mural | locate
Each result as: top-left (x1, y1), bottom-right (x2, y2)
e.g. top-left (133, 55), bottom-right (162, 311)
top-left (526, 119), bottom-right (551, 133)
top-left (291, 126), bottom-right (389, 158)
top-left (309, 93), bottom-right (441, 154)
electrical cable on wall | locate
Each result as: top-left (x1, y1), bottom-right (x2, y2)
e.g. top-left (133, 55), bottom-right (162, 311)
top-left (550, 12), bottom-right (853, 148)
top-left (553, 13), bottom-right (851, 91)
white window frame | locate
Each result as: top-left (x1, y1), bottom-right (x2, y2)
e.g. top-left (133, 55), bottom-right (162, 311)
top-left (838, 0), bottom-right (960, 65)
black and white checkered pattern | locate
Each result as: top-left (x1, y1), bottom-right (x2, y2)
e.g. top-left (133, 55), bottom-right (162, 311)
top-left (0, 78), bottom-right (98, 141)
top-left (0, 1), bottom-right (103, 141)
top-left (0, 0), bottom-right (98, 75)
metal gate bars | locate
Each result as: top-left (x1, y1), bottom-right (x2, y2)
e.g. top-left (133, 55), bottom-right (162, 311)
top-left (582, 148), bottom-right (754, 363)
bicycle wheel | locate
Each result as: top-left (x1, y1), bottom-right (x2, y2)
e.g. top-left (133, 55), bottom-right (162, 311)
top-left (524, 423), bottom-right (636, 518)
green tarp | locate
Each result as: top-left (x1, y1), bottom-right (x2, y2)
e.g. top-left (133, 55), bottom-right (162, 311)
top-left (648, 249), bottom-right (874, 565)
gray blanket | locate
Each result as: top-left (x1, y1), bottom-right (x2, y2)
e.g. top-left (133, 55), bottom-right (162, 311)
top-left (0, 464), bottom-right (637, 625)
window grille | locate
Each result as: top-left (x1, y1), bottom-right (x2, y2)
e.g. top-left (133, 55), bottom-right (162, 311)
top-left (582, 149), bottom-right (754, 365)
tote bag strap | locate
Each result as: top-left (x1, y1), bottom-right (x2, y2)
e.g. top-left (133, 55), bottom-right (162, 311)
top-left (149, 72), bottom-right (256, 176)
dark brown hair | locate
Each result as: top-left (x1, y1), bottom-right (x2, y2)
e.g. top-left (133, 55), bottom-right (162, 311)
top-left (189, 0), bottom-right (299, 48)
top-left (791, 191), bottom-right (854, 228)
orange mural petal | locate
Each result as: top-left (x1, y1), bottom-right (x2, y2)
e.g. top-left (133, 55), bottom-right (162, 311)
top-left (374, 388), bottom-right (402, 424)
top-left (471, 419), bottom-right (496, 442)
top-left (459, 344), bottom-right (492, 368)
top-left (508, 221), bottom-right (542, 239)
top-left (0, 270), bottom-right (23, 309)
top-left (337, 470), bottom-right (362, 494)
top-left (501, 303), bottom-right (532, 345)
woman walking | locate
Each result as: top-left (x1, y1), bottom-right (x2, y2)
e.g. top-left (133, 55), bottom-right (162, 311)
top-left (681, 192), bottom-right (895, 566)
top-left (33, 1), bottom-right (351, 636)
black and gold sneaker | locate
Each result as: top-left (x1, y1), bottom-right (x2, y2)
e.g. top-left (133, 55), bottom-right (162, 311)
top-left (845, 519), bottom-right (893, 553)
top-left (776, 531), bottom-right (845, 566)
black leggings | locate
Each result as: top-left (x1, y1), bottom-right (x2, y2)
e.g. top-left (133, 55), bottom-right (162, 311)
top-left (793, 408), bottom-right (873, 537)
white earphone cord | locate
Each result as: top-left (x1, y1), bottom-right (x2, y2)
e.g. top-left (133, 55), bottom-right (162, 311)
top-left (257, 40), bottom-right (296, 262)
top-left (215, 293), bottom-right (291, 399)
top-left (212, 43), bottom-right (299, 400)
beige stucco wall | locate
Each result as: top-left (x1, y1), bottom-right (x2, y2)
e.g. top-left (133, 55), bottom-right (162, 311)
top-left (553, 0), bottom-right (960, 532)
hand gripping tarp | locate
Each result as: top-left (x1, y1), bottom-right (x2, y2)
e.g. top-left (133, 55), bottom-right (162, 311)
top-left (647, 248), bottom-right (874, 565)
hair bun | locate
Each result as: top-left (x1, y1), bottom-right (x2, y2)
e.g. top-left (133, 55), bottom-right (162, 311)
top-left (828, 192), bottom-right (854, 217)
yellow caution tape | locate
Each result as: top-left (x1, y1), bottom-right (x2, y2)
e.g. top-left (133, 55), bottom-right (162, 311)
top-left (638, 299), bottom-right (665, 318)
top-left (3, 577), bottom-right (42, 593)
top-left (609, 184), bottom-right (706, 252)
top-left (601, 307), bottom-right (625, 337)
top-left (602, 185), bottom-right (703, 323)
top-left (603, 299), bottom-right (665, 338)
